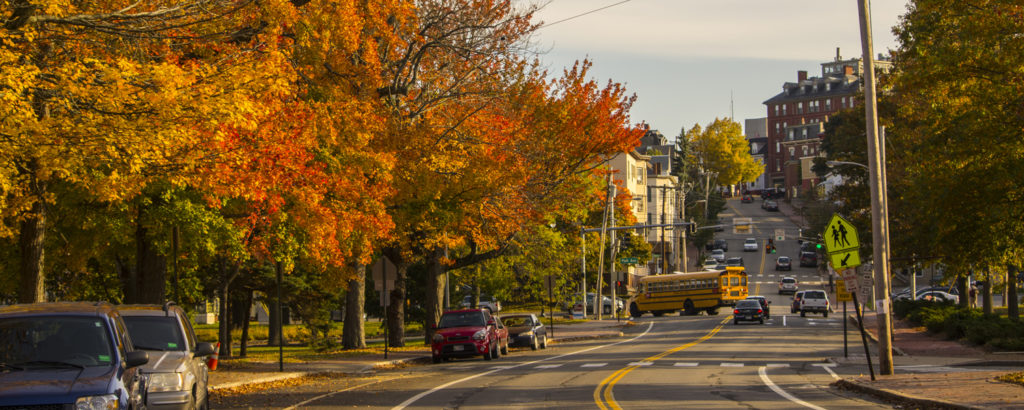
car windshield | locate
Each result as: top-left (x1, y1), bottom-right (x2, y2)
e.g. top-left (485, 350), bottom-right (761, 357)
top-left (745, 239), bottom-right (756, 244)
top-left (806, 291), bottom-right (826, 298)
top-left (736, 301), bottom-right (760, 308)
top-left (782, 278), bottom-right (796, 284)
top-left (438, 311), bottom-right (486, 328)
top-left (123, 316), bottom-right (186, 352)
top-left (0, 315), bottom-right (115, 368)
top-left (779, 257), bottom-right (790, 262)
top-left (502, 316), bottom-right (532, 327)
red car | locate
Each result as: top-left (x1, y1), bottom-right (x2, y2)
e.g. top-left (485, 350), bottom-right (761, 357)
top-left (431, 309), bottom-right (503, 363)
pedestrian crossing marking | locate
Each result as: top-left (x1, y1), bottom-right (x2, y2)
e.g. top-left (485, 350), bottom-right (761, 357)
top-left (674, 362), bottom-right (699, 367)
top-left (721, 363), bottom-right (745, 367)
top-left (490, 366), bottom-right (514, 370)
top-left (767, 363), bottom-right (789, 368)
top-left (628, 361), bottom-right (653, 366)
top-left (582, 363), bottom-right (607, 368)
top-left (535, 364), bottom-right (562, 369)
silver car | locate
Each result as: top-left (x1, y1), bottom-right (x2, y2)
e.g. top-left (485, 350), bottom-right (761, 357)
top-left (120, 303), bottom-right (216, 410)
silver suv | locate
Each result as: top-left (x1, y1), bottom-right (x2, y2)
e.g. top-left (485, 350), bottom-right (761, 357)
top-left (120, 302), bottom-right (216, 410)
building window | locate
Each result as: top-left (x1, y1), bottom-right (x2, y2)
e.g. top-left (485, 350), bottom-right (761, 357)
top-left (802, 129), bottom-right (807, 138)
top-left (775, 159), bottom-right (781, 172)
top-left (802, 146), bottom-right (809, 156)
top-left (788, 130), bottom-right (794, 140)
top-left (776, 142), bottom-right (780, 153)
top-left (775, 123), bottom-right (780, 134)
top-left (774, 105), bottom-right (779, 116)
top-left (788, 147), bottom-right (795, 158)
top-left (841, 97), bottom-right (847, 108)
top-left (797, 102), bottom-right (803, 114)
top-left (782, 105), bottom-right (787, 115)
top-left (825, 99), bottom-right (832, 110)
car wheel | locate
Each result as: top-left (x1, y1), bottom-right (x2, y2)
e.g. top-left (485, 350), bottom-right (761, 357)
top-left (433, 355), bottom-right (442, 364)
top-left (540, 335), bottom-right (547, 349)
top-left (823, 311), bottom-right (829, 318)
top-left (483, 343), bottom-right (493, 361)
top-left (501, 340), bottom-right (508, 355)
top-left (531, 336), bottom-right (538, 350)
top-left (759, 318), bottom-right (764, 324)
top-left (800, 311), bottom-right (806, 317)
top-left (734, 319), bottom-right (739, 325)
top-left (683, 300), bottom-right (696, 315)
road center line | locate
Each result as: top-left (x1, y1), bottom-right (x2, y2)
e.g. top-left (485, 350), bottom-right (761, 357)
top-left (594, 316), bottom-right (731, 410)
top-left (758, 366), bottom-right (826, 410)
top-left (391, 321), bottom-right (655, 410)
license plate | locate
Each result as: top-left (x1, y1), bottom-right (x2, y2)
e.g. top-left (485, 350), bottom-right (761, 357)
top-left (453, 345), bottom-right (464, 351)
top-left (746, 315), bottom-right (753, 320)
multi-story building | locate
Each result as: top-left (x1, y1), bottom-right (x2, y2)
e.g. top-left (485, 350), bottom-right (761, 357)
top-left (607, 149), bottom-right (651, 282)
top-left (744, 118), bottom-right (768, 193)
top-left (762, 49), bottom-right (892, 198)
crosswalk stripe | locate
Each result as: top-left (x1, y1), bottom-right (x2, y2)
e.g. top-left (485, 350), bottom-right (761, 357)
top-left (582, 363), bottom-right (607, 368)
top-left (628, 361), bottom-right (653, 366)
top-left (674, 362), bottom-right (699, 367)
top-left (721, 363), bottom-right (745, 367)
top-left (767, 363), bottom-right (789, 368)
top-left (535, 364), bottom-right (562, 369)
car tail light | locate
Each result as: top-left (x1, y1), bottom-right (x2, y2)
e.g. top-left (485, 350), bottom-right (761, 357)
top-left (733, 309), bottom-right (740, 314)
top-left (757, 309), bottom-right (763, 314)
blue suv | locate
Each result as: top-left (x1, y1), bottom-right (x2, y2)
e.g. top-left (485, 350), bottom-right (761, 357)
top-left (0, 302), bottom-right (149, 409)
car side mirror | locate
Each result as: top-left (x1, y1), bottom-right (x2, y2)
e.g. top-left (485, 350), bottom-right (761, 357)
top-left (195, 342), bottom-right (216, 357)
top-left (125, 350), bottom-right (149, 368)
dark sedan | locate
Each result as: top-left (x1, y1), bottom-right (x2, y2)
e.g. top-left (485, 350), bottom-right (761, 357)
top-left (501, 313), bottom-right (547, 350)
top-left (733, 299), bottom-right (765, 325)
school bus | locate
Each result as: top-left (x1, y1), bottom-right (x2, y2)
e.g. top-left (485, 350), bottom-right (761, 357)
top-left (628, 268), bottom-right (748, 317)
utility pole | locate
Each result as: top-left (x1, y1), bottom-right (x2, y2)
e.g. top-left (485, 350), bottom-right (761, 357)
top-left (858, 0), bottom-right (894, 375)
top-left (595, 171), bottom-right (614, 320)
top-left (660, 188), bottom-right (667, 274)
top-left (677, 185), bottom-right (686, 270)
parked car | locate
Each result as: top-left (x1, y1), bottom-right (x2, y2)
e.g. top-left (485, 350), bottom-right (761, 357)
top-left (501, 313), bottom-right (547, 350)
top-left (733, 299), bottom-right (765, 325)
top-left (0, 302), bottom-right (149, 409)
top-left (706, 239), bottom-right (728, 252)
top-left (778, 277), bottom-right (798, 294)
top-left (740, 194), bottom-right (754, 203)
top-left (791, 290), bottom-right (806, 314)
top-left (493, 316), bottom-right (510, 356)
top-left (431, 309), bottom-right (502, 363)
top-left (894, 288), bottom-right (959, 304)
top-left (703, 259), bottom-right (720, 270)
top-left (564, 293), bottom-right (622, 315)
top-left (764, 200), bottom-right (779, 211)
top-left (799, 251), bottom-right (818, 267)
top-left (743, 238), bottom-right (758, 252)
top-left (799, 290), bottom-right (830, 317)
top-left (120, 302), bottom-right (216, 410)
top-left (745, 295), bottom-right (770, 319)
top-left (775, 256), bottom-right (792, 271)
top-left (710, 249), bottom-right (726, 263)
top-left (461, 295), bottom-right (501, 313)
top-left (726, 257), bottom-right (744, 267)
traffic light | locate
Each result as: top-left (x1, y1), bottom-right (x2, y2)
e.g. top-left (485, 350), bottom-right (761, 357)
top-left (771, 244), bottom-right (777, 254)
top-left (620, 233), bottom-right (632, 251)
top-left (815, 243), bottom-right (823, 250)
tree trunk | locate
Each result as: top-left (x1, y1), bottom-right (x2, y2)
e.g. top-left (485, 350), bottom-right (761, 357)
top-left (217, 261), bottom-right (240, 358)
top-left (136, 218), bottom-right (167, 304)
top-left (1009, 264), bottom-right (1019, 321)
top-left (342, 263), bottom-right (366, 349)
top-left (17, 201), bottom-right (46, 303)
top-left (386, 264), bottom-right (406, 347)
top-left (240, 289), bottom-right (252, 357)
top-left (424, 248), bottom-right (446, 346)
top-left (268, 261), bottom-right (285, 346)
top-left (982, 272), bottom-right (993, 315)
top-left (957, 274), bottom-right (969, 308)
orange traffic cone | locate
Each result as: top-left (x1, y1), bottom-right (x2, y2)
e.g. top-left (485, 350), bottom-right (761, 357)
top-left (206, 342), bottom-right (220, 371)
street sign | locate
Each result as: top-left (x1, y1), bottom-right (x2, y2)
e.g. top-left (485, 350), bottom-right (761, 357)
top-left (371, 256), bottom-right (397, 307)
top-left (840, 268), bottom-right (859, 294)
top-left (836, 279), bottom-right (853, 302)
top-left (774, 228), bottom-right (785, 241)
top-left (824, 213), bottom-right (859, 254)
top-left (829, 249), bottom-right (862, 269)
top-left (620, 257), bottom-right (638, 264)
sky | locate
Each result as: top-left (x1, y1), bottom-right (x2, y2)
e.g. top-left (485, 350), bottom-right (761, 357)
top-left (528, 0), bottom-right (911, 140)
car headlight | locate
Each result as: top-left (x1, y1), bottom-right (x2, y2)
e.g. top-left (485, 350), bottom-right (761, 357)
top-left (473, 330), bottom-right (488, 341)
top-left (148, 372), bottom-right (185, 392)
top-left (75, 394), bottom-right (118, 410)
top-left (432, 333), bottom-right (444, 343)
top-left (520, 330), bottom-right (533, 337)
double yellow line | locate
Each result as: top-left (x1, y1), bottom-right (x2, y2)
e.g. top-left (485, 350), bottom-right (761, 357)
top-left (593, 316), bottom-right (732, 409)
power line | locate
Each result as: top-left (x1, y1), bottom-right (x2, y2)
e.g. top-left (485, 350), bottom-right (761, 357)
top-left (541, 0), bottom-right (636, 28)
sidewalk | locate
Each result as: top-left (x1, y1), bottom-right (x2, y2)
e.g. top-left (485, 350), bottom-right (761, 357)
top-left (835, 311), bottom-right (1024, 409)
top-left (209, 318), bottom-right (629, 391)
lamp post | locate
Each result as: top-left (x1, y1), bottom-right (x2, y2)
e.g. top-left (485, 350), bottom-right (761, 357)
top-left (826, 160), bottom-right (868, 169)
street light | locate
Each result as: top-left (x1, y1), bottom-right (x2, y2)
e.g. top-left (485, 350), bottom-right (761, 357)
top-left (826, 160), bottom-right (868, 170)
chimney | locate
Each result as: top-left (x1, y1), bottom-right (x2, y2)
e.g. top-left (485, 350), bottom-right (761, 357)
top-left (836, 47), bottom-right (841, 61)
top-left (843, 65), bottom-right (854, 76)
top-left (797, 70), bottom-right (807, 82)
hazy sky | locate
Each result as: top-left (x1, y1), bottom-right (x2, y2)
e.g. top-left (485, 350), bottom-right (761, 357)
top-left (529, 0), bottom-right (911, 139)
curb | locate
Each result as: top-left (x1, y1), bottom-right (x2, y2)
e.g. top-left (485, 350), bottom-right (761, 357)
top-left (210, 371), bottom-right (315, 391)
top-left (846, 314), bottom-right (907, 356)
top-left (833, 379), bottom-right (982, 410)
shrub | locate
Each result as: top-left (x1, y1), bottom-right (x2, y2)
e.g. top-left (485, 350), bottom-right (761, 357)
top-left (897, 300), bottom-right (1024, 351)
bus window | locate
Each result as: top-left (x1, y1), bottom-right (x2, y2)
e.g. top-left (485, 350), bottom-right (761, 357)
top-left (731, 277), bottom-right (739, 286)
top-left (742, 277), bottom-right (747, 286)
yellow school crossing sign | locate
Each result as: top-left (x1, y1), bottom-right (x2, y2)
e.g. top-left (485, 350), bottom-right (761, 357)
top-left (824, 213), bottom-right (861, 268)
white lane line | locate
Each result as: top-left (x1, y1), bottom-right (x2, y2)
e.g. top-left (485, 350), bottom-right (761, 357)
top-left (759, 366), bottom-right (827, 410)
top-left (582, 363), bottom-right (608, 368)
top-left (627, 361), bottom-right (653, 366)
top-left (674, 362), bottom-right (699, 367)
top-left (490, 366), bottom-right (514, 370)
top-left (535, 364), bottom-right (562, 369)
top-left (285, 378), bottom-right (393, 410)
top-left (767, 363), bottom-right (790, 368)
top-left (721, 363), bottom-right (744, 367)
top-left (812, 363), bottom-right (841, 380)
top-left (392, 322), bottom-right (655, 410)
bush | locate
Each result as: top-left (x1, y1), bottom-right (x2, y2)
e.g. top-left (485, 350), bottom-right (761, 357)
top-left (896, 300), bottom-right (1024, 351)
